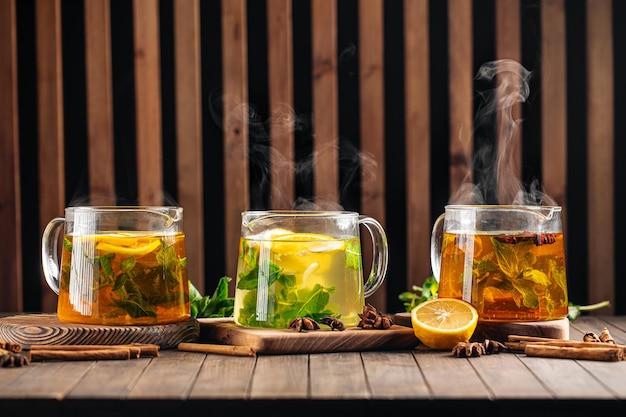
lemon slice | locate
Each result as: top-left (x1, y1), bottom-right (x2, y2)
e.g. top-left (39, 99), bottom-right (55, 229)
top-left (96, 239), bottom-right (161, 257)
top-left (410, 298), bottom-right (478, 350)
top-left (271, 232), bottom-right (338, 254)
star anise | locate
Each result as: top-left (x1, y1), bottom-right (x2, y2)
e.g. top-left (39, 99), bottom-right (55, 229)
top-left (452, 342), bottom-right (486, 357)
top-left (583, 331), bottom-right (601, 342)
top-left (482, 339), bottom-right (507, 354)
top-left (288, 317), bottom-right (320, 332)
top-left (451, 339), bottom-right (507, 357)
top-left (0, 348), bottom-right (29, 367)
top-left (319, 316), bottom-right (345, 331)
top-left (357, 303), bottom-right (394, 330)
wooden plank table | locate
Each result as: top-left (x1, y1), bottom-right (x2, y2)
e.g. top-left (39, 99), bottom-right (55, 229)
top-left (1, 315), bottom-right (625, 416)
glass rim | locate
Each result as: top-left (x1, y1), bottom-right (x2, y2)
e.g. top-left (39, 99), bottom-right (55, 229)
top-left (444, 204), bottom-right (561, 210)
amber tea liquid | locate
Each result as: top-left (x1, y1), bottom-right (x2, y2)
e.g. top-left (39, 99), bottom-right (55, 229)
top-left (57, 232), bottom-right (190, 325)
top-left (437, 231), bottom-right (568, 321)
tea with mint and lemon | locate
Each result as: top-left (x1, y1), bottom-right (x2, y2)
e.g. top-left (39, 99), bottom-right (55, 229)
top-left (233, 229), bottom-right (364, 328)
top-left (57, 232), bottom-right (190, 325)
top-left (437, 231), bottom-right (568, 321)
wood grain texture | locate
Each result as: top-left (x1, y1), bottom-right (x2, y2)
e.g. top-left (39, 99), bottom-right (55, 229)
top-left (447, 0), bottom-right (473, 196)
top-left (174, 0), bottom-right (205, 293)
top-left (311, 0), bottom-right (339, 204)
top-left (0, 0), bottom-right (22, 313)
top-left (267, 0), bottom-right (295, 209)
top-left (394, 312), bottom-right (570, 342)
top-left (586, 0), bottom-right (615, 314)
top-left (85, 0), bottom-right (115, 205)
top-left (133, 0), bottom-right (163, 205)
top-left (36, 0), bottom-right (65, 313)
top-left (0, 313), bottom-right (200, 349)
top-left (358, 0), bottom-right (386, 311)
top-left (221, 0), bottom-right (249, 284)
top-left (0, 316), bottom-right (624, 413)
top-left (198, 318), bottom-right (419, 354)
top-left (495, 0), bottom-right (522, 204)
top-left (404, 0), bottom-right (431, 289)
top-left (541, 0), bottom-right (567, 207)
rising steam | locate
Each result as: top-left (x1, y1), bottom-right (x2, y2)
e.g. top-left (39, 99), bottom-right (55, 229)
top-left (449, 59), bottom-right (556, 207)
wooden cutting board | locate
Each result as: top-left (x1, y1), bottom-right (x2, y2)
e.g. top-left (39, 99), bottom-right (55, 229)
top-left (393, 312), bottom-right (570, 342)
top-left (0, 313), bottom-right (200, 349)
top-left (197, 318), bottom-right (420, 354)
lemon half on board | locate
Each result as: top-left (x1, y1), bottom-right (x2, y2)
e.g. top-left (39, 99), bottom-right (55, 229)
top-left (410, 298), bottom-right (479, 350)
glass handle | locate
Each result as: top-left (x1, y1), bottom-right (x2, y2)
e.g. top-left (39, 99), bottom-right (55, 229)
top-left (41, 217), bottom-right (65, 295)
top-left (359, 216), bottom-right (389, 298)
top-left (430, 213), bottom-right (446, 283)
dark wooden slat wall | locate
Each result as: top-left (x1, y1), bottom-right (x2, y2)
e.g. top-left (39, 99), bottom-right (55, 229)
top-left (404, 0), bottom-right (431, 292)
top-left (85, 0), bottom-right (115, 206)
top-left (133, 0), bottom-right (163, 206)
top-left (267, 0), bottom-right (295, 210)
top-left (495, 0), bottom-right (522, 202)
top-left (0, 0), bottom-right (622, 316)
top-left (36, 0), bottom-right (65, 313)
top-left (0, 0), bottom-right (22, 313)
top-left (174, 0), bottom-right (205, 293)
top-left (221, 0), bottom-right (249, 287)
top-left (586, 0), bottom-right (614, 313)
top-left (311, 0), bottom-right (339, 205)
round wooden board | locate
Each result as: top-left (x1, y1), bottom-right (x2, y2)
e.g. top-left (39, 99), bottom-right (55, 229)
top-left (394, 312), bottom-right (570, 342)
top-left (0, 313), bottom-right (200, 349)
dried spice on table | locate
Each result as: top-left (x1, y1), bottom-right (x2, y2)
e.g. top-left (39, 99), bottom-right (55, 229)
top-left (1, 341), bottom-right (28, 367)
top-left (0, 340), bottom-right (23, 353)
top-left (358, 303), bottom-right (394, 329)
top-left (320, 316), bottom-right (346, 331)
top-left (452, 339), bottom-right (507, 357)
top-left (505, 328), bottom-right (626, 361)
top-left (288, 317), bottom-right (320, 332)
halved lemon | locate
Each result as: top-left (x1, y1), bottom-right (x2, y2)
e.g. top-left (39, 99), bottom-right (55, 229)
top-left (410, 298), bottom-right (478, 350)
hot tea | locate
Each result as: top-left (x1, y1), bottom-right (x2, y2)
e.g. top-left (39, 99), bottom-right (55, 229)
top-left (437, 230), bottom-right (568, 321)
top-left (57, 231), bottom-right (189, 325)
top-left (234, 229), bottom-right (364, 328)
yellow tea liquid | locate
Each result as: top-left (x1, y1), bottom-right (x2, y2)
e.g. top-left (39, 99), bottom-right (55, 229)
top-left (234, 229), bottom-right (364, 328)
top-left (437, 231), bottom-right (568, 321)
top-left (58, 232), bottom-right (190, 325)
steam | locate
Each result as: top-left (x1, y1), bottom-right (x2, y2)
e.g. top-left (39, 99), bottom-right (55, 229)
top-left (449, 59), bottom-right (556, 206)
top-left (209, 89), bottom-right (373, 210)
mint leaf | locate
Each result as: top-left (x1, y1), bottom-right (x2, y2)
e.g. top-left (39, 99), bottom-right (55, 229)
top-left (189, 277), bottom-right (234, 318)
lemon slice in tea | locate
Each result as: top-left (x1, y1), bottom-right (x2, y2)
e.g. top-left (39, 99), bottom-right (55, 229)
top-left (94, 235), bottom-right (162, 257)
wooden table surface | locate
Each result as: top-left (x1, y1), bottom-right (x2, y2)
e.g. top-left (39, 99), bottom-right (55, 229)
top-left (1, 315), bottom-right (625, 416)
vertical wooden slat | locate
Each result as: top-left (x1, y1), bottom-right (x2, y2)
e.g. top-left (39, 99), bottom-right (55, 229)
top-left (311, 0), bottom-right (339, 205)
top-left (36, 0), bottom-right (65, 313)
top-left (359, 0), bottom-right (386, 310)
top-left (586, 0), bottom-right (614, 313)
top-left (359, 0), bottom-right (385, 220)
top-left (174, 0), bottom-right (204, 292)
top-left (448, 0), bottom-right (473, 199)
top-left (133, 0), bottom-right (163, 206)
top-left (404, 0), bottom-right (431, 285)
top-left (222, 0), bottom-right (249, 284)
top-left (495, 0), bottom-right (523, 204)
top-left (85, 0), bottom-right (115, 205)
top-left (267, 0), bottom-right (295, 209)
top-left (0, 0), bottom-right (22, 312)
top-left (540, 0), bottom-right (567, 206)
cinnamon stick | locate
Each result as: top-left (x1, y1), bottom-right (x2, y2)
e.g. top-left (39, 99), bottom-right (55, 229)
top-left (507, 339), bottom-right (626, 351)
top-left (525, 344), bottom-right (623, 362)
top-left (29, 348), bottom-right (132, 362)
top-left (177, 342), bottom-right (256, 357)
top-left (29, 343), bottom-right (160, 358)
